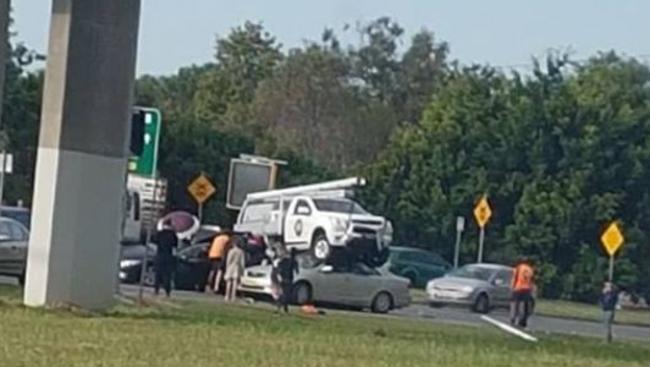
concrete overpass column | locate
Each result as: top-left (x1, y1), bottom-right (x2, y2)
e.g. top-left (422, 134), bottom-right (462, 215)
top-left (24, 0), bottom-right (141, 309)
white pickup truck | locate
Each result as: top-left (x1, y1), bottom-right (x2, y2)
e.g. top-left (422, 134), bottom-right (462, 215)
top-left (234, 178), bottom-right (393, 266)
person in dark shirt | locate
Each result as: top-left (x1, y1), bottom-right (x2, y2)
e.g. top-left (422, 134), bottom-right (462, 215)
top-left (600, 281), bottom-right (619, 343)
top-left (154, 219), bottom-right (178, 297)
top-left (273, 248), bottom-right (299, 313)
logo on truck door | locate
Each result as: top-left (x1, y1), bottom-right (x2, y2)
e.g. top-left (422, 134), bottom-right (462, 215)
top-left (294, 219), bottom-right (303, 236)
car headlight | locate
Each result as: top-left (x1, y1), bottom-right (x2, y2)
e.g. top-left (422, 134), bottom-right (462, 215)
top-left (120, 259), bottom-right (141, 268)
top-left (385, 221), bottom-right (393, 236)
top-left (460, 286), bottom-right (474, 293)
top-left (382, 221), bottom-right (393, 242)
top-left (330, 217), bottom-right (349, 233)
top-left (426, 281), bottom-right (436, 293)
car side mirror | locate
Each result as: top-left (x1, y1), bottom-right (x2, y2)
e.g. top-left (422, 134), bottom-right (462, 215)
top-left (320, 265), bottom-right (333, 273)
top-left (296, 206), bottom-right (310, 215)
top-left (493, 278), bottom-right (505, 286)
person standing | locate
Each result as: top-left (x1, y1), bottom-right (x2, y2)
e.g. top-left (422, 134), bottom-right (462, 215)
top-left (510, 257), bottom-right (535, 328)
top-left (270, 256), bottom-right (282, 306)
top-left (600, 281), bottom-right (619, 343)
top-left (224, 236), bottom-right (246, 302)
top-left (206, 229), bottom-right (232, 293)
top-left (276, 248), bottom-right (299, 313)
top-left (154, 219), bottom-right (178, 297)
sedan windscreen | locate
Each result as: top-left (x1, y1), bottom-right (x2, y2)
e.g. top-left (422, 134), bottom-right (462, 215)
top-left (448, 265), bottom-right (493, 281)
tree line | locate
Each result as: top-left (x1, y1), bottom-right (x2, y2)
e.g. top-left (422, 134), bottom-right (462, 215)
top-left (4, 18), bottom-right (650, 302)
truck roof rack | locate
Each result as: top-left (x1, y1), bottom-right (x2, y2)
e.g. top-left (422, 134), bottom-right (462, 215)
top-left (246, 177), bottom-right (366, 201)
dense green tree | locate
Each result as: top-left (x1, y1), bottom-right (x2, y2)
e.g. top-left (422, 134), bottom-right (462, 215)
top-left (9, 15), bottom-right (649, 303)
top-left (365, 53), bottom-right (650, 302)
top-left (2, 40), bottom-right (46, 206)
top-left (253, 42), bottom-right (394, 170)
top-left (194, 22), bottom-right (283, 135)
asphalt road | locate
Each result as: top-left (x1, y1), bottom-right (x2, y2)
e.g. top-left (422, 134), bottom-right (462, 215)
top-left (394, 303), bottom-right (650, 342)
top-left (3, 276), bottom-right (648, 342)
top-left (117, 284), bottom-right (650, 342)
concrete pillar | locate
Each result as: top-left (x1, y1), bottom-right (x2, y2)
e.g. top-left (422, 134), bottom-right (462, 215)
top-left (24, 0), bottom-right (141, 310)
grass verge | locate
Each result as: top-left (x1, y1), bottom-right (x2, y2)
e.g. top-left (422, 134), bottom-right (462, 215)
top-left (1, 285), bottom-right (649, 367)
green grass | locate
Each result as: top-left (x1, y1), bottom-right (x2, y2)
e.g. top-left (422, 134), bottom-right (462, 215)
top-left (535, 299), bottom-right (650, 327)
top-left (410, 289), bottom-right (650, 327)
top-left (0, 285), bottom-right (648, 367)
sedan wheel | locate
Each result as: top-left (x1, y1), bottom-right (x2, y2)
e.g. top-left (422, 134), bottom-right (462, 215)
top-left (293, 282), bottom-right (312, 305)
top-left (143, 266), bottom-right (156, 287)
top-left (371, 292), bottom-right (393, 314)
top-left (472, 293), bottom-right (490, 314)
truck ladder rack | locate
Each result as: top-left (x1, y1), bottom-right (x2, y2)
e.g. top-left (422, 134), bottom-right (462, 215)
top-left (246, 177), bottom-right (366, 201)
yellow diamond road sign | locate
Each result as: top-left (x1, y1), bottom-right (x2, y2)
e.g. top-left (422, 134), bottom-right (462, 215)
top-left (188, 174), bottom-right (216, 204)
top-left (601, 222), bottom-right (624, 257)
top-left (473, 196), bottom-right (492, 229)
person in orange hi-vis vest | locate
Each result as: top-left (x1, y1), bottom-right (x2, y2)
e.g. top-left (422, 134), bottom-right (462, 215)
top-left (510, 256), bottom-right (536, 328)
top-left (206, 229), bottom-right (232, 294)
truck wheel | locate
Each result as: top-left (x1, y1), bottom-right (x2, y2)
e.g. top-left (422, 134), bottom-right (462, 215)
top-left (363, 247), bottom-right (390, 268)
top-left (311, 232), bottom-right (331, 261)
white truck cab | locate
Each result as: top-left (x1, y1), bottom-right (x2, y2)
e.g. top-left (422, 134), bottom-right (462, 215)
top-left (235, 178), bottom-right (393, 265)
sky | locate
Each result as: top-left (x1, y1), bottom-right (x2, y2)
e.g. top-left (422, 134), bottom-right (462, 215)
top-left (13, 0), bottom-right (650, 76)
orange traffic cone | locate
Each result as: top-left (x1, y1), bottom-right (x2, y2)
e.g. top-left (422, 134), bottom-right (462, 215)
top-left (301, 304), bottom-right (318, 315)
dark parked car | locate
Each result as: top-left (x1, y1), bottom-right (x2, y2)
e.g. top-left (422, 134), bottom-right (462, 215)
top-left (386, 246), bottom-right (451, 288)
top-left (174, 243), bottom-right (211, 291)
top-left (119, 242), bottom-right (211, 291)
top-left (119, 234), bottom-right (267, 292)
top-left (119, 243), bottom-right (156, 285)
top-left (174, 237), bottom-right (269, 291)
top-left (0, 207), bottom-right (31, 230)
top-left (0, 217), bottom-right (30, 285)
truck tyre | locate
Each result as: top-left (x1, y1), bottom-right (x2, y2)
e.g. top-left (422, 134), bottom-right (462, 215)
top-left (363, 247), bottom-right (390, 268)
top-left (311, 232), bottom-right (331, 262)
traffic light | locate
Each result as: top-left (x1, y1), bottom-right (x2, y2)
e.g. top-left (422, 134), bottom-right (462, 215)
top-left (130, 108), bottom-right (145, 156)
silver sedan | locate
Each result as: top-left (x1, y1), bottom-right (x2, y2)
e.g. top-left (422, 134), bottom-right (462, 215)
top-left (0, 217), bottom-right (30, 285)
top-left (426, 263), bottom-right (513, 314)
top-left (240, 260), bottom-right (411, 313)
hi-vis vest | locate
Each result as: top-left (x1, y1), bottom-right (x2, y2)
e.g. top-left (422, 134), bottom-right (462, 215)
top-left (512, 263), bottom-right (534, 291)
